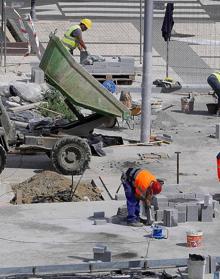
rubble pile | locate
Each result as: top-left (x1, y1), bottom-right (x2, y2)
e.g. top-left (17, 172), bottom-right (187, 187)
top-left (11, 171), bottom-right (103, 204)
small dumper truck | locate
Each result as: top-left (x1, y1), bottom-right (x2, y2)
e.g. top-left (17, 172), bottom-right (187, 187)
top-left (0, 34), bottom-right (130, 175)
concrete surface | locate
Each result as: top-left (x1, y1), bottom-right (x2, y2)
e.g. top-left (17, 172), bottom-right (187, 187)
top-left (0, 9), bottom-right (220, 273)
top-left (0, 200), bottom-right (219, 269)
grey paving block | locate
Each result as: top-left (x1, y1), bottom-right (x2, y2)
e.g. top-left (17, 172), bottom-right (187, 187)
top-left (186, 203), bottom-right (199, 222)
top-left (163, 209), bottom-right (178, 227)
top-left (155, 210), bottom-right (164, 222)
top-left (93, 246), bottom-right (106, 254)
top-left (205, 256), bottom-right (210, 274)
top-left (178, 211), bottom-right (186, 223)
top-left (175, 204), bottom-right (187, 213)
top-left (167, 193), bottom-right (185, 199)
top-left (213, 200), bottom-right (220, 218)
top-left (216, 124), bottom-right (220, 139)
top-left (31, 67), bottom-right (44, 84)
top-left (152, 195), bottom-right (168, 210)
top-left (183, 192), bottom-right (196, 199)
top-left (94, 219), bottom-right (107, 225)
top-left (201, 204), bottom-right (213, 222)
top-left (204, 194), bottom-right (212, 206)
top-left (119, 57), bottom-right (135, 63)
top-left (168, 202), bottom-right (176, 208)
top-left (210, 256), bottom-right (217, 273)
top-left (94, 251), bottom-right (111, 262)
top-left (195, 193), bottom-right (205, 200)
top-left (157, 202), bottom-right (170, 209)
top-left (93, 211), bottom-right (105, 218)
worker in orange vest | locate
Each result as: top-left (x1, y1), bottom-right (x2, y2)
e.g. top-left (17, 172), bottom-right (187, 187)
top-left (121, 168), bottom-right (164, 227)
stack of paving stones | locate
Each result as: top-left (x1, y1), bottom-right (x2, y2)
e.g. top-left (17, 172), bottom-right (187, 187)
top-left (93, 245), bottom-right (111, 262)
top-left (152, 192), bottom-right (220, 227)
top-left (93, 211), bottom-right (109, 225)
top-left (82, 57), bottom-right (135, 75)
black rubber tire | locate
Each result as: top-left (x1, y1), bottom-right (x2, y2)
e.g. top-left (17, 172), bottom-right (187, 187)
top-left (0, 145), bottom-right (6, 174)
top-left (51, 136), bottom-right (91, 175)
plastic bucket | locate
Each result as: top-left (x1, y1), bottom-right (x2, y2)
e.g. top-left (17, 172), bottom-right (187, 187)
top-left (188, 257), bottom-right (206, 279)
top-left (181, 97), bottom-right (194, 113)
top-left (186, 231), bottom-right (203, 248)
top-left (152, 226), bottom-right (168, 239)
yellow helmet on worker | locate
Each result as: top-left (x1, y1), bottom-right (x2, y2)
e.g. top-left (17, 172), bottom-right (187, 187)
top-left (80, 18), bottom-right (92, 29)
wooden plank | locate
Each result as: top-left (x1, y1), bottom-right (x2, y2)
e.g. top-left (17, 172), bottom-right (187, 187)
top-left (9, 102), bottom-right (47, 113)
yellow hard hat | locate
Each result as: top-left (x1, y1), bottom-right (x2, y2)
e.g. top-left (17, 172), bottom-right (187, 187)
top-left (80, 18), bottom-right (92, 29)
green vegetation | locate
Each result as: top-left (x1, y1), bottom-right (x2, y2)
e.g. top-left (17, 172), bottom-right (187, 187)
top-left (39, 87), bottom-right (77, 121)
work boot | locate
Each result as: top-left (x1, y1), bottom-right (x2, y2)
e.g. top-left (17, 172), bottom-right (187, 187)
top-left (127, 221), bottom-right (144, 227)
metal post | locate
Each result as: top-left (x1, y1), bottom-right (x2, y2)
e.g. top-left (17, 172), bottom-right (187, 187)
top-left (3, 0), bottom-right (6, 69)
top-left (139, 0), bottom-right (142, 64)
top-left (1, 0), bottom-right (4, 66)
top-left (30, 0), bottom-right (37, 21)
top-left (175, 152), bottom-right (181, 184)
top-left (166, 40), bottom-right (169, 77)
top-left (140, 0), bottom-right (154, 143)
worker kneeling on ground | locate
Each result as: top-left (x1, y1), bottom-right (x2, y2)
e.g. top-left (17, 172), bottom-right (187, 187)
top-left (121, 168), bottom-right (163, 227)
top-left (62, 18), bottom-right (92, 54)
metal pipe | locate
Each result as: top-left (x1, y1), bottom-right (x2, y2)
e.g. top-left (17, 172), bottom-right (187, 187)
top-left (166, 40), bottom-right (169, 77)
top-left (1, 0), bottom-right (4, 66)
top-left (139, 0), bottom-right (142, 64)
top-left (30, 0), bottom-right (37, 21)
top-left (175, 152), bottom-right (181, 184)
top-left (140, 0), bottom-right (154, 143)
top-left (3, 0), bottom-right (6, 69)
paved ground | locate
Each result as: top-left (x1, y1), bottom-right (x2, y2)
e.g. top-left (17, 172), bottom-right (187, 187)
top-left (0, 0), bottom-right (220, 274)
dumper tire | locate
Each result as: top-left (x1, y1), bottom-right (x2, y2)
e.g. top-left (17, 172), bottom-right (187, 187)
top-left (51, 136), bottom-right (91, 175)
top-left (0, 145), bottom-right (6, 174)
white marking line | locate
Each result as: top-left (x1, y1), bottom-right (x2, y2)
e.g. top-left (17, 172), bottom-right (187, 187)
top-left (200, 0), bottom-right (220, 5)
top-left (62, 7), bottom-right (206, 12)
top-left (59, 2), bottom-right (200, 6)
top-left (37, 11), bottom-right (62, 15)
top-left (64, 12), bottom-right (210, 18)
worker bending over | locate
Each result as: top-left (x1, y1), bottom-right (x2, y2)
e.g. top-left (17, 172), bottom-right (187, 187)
top-left (62, 18), bottom-right (92, 54)
top-left (121, 168), bottom-right (163, 227)
top-left (207, 71), bottom-right (220, 115)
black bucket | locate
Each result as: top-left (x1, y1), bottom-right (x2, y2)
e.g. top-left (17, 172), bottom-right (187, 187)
top-left (206, 103), bottom-right (218, 114)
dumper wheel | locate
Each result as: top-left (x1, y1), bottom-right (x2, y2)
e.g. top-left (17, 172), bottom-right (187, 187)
top-left (0, 145), bottom-right (6, 174)
top-left (51, 136), bottom-right (91, 175)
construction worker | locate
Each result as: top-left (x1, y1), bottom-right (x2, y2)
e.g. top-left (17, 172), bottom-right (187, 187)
top-left (207, 71), bottom-right (220, 115)
top-left (121, 168), bottom-right (163, 227)
top-left (62, 18), bottom-right (92, 54)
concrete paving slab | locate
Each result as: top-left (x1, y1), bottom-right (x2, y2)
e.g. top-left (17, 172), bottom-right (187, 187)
top-left (0, 201), bottom-right (218, 268)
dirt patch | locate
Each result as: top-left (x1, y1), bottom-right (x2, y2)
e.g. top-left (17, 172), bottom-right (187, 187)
top-left (11, 171), bottom-right (103, 204)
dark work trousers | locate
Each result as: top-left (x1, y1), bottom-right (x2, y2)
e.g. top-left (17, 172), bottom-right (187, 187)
top-left (207, 74), bottom-right (220, 107)
top-left (122, 181), bottom-right (140, 223)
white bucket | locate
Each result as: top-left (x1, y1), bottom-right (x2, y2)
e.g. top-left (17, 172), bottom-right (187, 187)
top-left (188, 258), bottom-right (206, 279)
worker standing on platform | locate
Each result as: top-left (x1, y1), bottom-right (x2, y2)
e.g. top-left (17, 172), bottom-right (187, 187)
top-left (121, 168), bottom-right (163, 227)
top-left (62, 18), bottom-right (92, 54)
top-left (207, 71), bottom-right (220, 115)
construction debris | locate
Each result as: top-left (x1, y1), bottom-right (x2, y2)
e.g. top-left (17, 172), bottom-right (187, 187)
top-left (11, 171), bottom-right (103, 204)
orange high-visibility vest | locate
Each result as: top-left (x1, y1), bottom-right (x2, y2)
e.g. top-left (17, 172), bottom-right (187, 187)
top-left (125, 168), bottom-right (157, 200)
